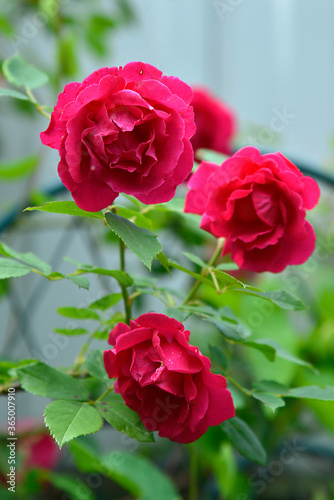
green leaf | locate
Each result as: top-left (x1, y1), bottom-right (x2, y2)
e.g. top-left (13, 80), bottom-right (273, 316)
top-left (165, 307), bottom-right (191, 323)
top-left (53, 328), bottom-right (88, 336)
top-left (209, 344), bottom-right (228, 372)
top-left (157, 197), bottom-right (186, 214)
top-left (132, 275), bottom-right (157, 288)
top-left (216, 262), bottom-right (239, 271)
top-left (256, 290), bottom-right (306, 311)
top-left (69, 441), bottom-right (181, 500)
top-left (0, 359), bottom-right (37, 380)
top-left (92, 329), bottom-right (110, 340)
top-left (167, 260), bottom-right (213, 287)
top-left (2, 53), bottom-right (49, 89)
top-left (286, 385), bottom-right (334, 401)
top-left (88, 293), bottom-right (123, 311)
top-left (256, 339), bottom-right (315, 371)
top-left (212, 269), bottom-right (306, 311)
top-left (101, 451), bottom-right (180, 500)
top-left (86, 14), bottom-right (117, 56)
top-left (64, 259), bottom-right (133, 287)
top-left (221, 417), bottom-right (266, 465)
top-left (155, 251), bottom-right (171, 274)
top-left (0, 242), bottom-right (52, 275)
top-left (212, 269), bottom-right (260, 291)
top-left (44, 400), bottom-right (103, 448)
top-left (117, 0), bottom-right (137, 23)
top-left (209, 318), bottom-right (250, 342)
top-left (0, 257), bottom-right (31, 279)
top-left (16, 362), bottom-right (89, 401)
top-left (96, 401), bottom-right (154, 442)
top-left (0, 278), bottom-right (9, 298)
top-left (68, 440), bottom-right (101, 473)
top-left (183, 251), bottom-right (207, 268)
top-left (47, 271), bottom-right (90, 290)
top-left (0, 15), bottom-right (14, 37)
top-left (230, 288), bottom-right (306, 311)
top-left (122, 194), bottom-right (144, 210)
top-left (252, 380), bottom-right (290, 394)
top-left (105, 212), bottom-right (162, 270)
top-left (0, 154), bottom-right (38, 180)
top-left (85, 349), bottom-right (110, 384)
top-left (46, 472), bottom-right (97, 500)
top-left (115, 207), bottom-right (153, 229)
top-left (57, 32), bottom-right (78, 77)
top-left (25, 201), bottom-right (104, 219)
top-left (242, 341), bottom-right (276, 362)
top-left (78, 267), bottom-right (133, 287)
top-left (65, 274), bottom-right (90, 290)
top-left (97, 312), bottom-right (125, 334)
top-left (180, 304), bottom-right (251, 342)
top-left (0, 88), bottom-right (30, 101)
top-left (57, 307), bottom-right (100, 321)
top-left (251, 392), bottom-right (286, 412)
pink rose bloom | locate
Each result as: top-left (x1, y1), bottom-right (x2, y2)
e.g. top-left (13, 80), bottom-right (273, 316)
top-left (41, 62), bottom-right (196, 211)
top-left (185, 146), bottom-right (320, 273)
top-left (190, 87), bottom-right (236, 157)
top-left (103, 313), bottom-right (235, 443)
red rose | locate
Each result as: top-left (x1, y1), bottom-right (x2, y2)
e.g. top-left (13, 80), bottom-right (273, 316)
top-left (185, 146), bottom-right (320, 273)
top-left (40, 62), bottom-right (196, 211)
top-left (20, 433), bottom-right (60, 470)
top-left (15, 420), bottom-right (60, 476)
top-left (190, 87), bottom-right (236, 157)
top-left (103, 313), bottom-right (235, 443)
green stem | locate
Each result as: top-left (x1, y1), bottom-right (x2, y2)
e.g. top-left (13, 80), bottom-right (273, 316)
top-left (183, 238), bottom-right (224, 304)
top-left (95, 385), bottom-right (114, 403)
top-left (226, 376), bottom-right (253, 397)
top-left (189, 443), bottom-right (198, 500)
top-left (25, 89), bottom-right (51, 119)
top-left (119, 239), bottom-right (131, 324)
top-left (74, 332), bottom-right (95, 370)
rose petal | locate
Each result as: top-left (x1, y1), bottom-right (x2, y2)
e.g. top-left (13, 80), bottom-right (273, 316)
top-left (184, 161), bottom-right (219, 215)
top-left (108, 322), bottom-right (132, 345)
top-left (153, 334), bottom-right (203, 374)
top-left (121, 61), bottom-right (163, 83)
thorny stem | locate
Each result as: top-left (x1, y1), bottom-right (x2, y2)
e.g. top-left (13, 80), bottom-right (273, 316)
top-left (183, 238), bottom-right (225, 304)
top-left (119, 239), bottom-right (131, 324)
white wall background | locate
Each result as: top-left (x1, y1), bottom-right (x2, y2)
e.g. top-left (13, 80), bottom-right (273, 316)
top-left (1, 0), bottom-right (334, 164)
top-left (102, 0), bottom-right (334, 166)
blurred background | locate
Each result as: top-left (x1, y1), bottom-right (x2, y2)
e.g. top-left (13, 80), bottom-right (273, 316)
top-left (0, 1), bottom-right (334, 499)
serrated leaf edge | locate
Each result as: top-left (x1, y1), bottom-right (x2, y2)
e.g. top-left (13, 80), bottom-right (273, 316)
top-left (96, 402), bottom-right (154, 443)
top-left (44, 401), bottom-right (104, 449)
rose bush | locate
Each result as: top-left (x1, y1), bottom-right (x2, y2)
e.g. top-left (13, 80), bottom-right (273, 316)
top-left (184, 146), bottom-right (320, 272)
top-left (190, 87), bottom-right (236, 157)
top-left (103, 313), bottom-right (235, 443)
top-left (41, 62), bottom-right (196, 211)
